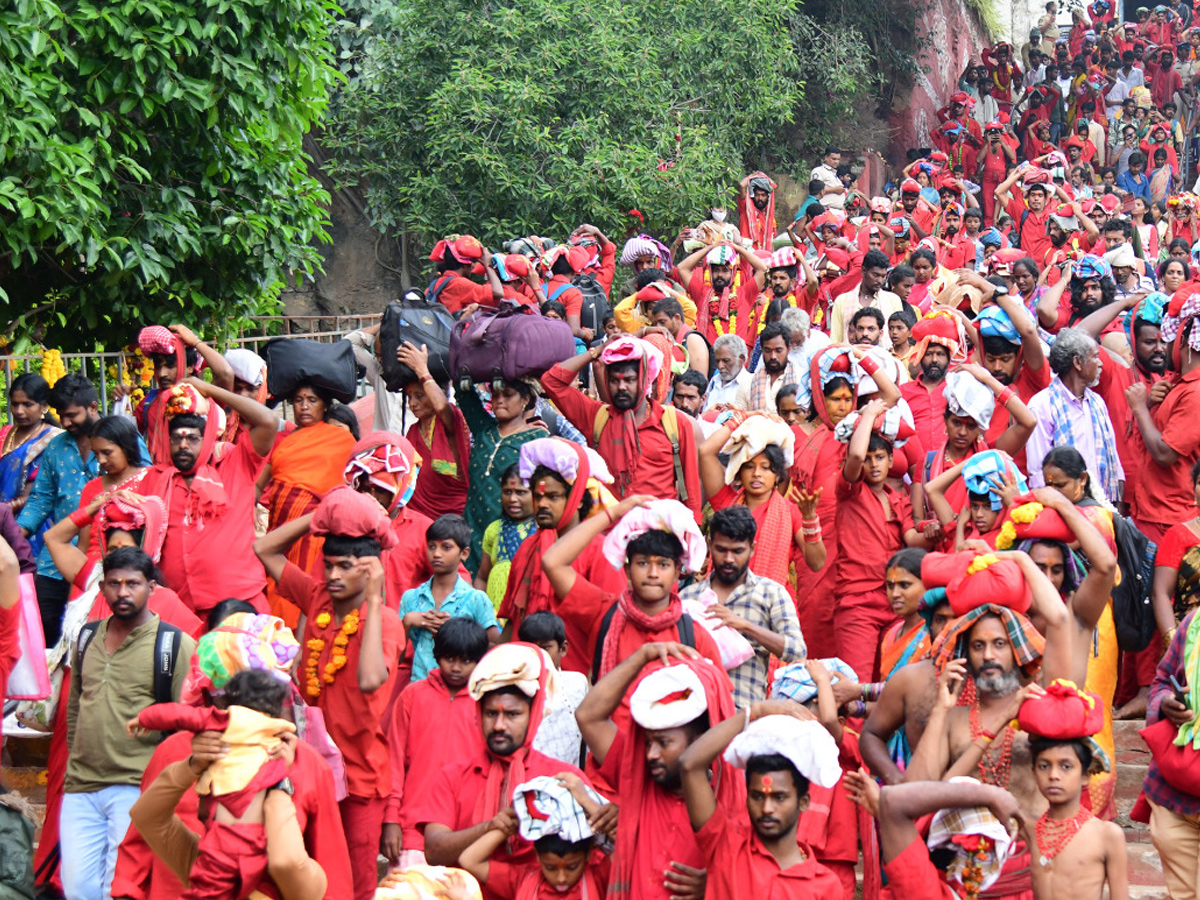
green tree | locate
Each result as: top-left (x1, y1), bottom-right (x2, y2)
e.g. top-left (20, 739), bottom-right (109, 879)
top-left (0, 0), bottom-right (340, 352)
top-left (322, 0), bottom-right (802, 249)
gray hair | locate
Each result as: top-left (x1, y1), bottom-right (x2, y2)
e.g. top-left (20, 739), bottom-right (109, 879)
top-left (713, 334), bottom-right (748, 360)
top-left (1048, 328), bottom-right (1098, 377)
top-left (780, 308), bottom-right (811, 342)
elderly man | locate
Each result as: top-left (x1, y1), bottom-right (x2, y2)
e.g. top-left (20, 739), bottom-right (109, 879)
top-left (1026, 328), bottom-right (1124, 504)
top-left (704, 335), bottom-right (752, 411)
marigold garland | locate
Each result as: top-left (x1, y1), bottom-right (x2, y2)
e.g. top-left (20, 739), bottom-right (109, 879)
top-left (303, 609), bottom-right (360, 700)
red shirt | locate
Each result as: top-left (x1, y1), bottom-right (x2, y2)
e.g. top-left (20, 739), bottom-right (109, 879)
top-left (385, 668), bottom-right (481, 846)
top-left (1096, 359), bottom-right (1166, 513)
top-left (278, 562), bottom-right (404, 798)
top-left (151, 438), bottom-right (269, 615)
top-left (406, 405), bottom-right (470, 520)
top-left (1004, 196), bottom-right (1052, 267)
top-left (1157, 521), bottom-right (1200, 570)
top-left (487, 855), bottom-right (608, 900)
top-left (1130, 369), bottom-right (1200, 529)
top-left (383, 507), bottom-right (435, 609)
top-left (694, 805), bottom-right (843, 900)
top-left (834, 477), bottom-right (914, 597)
top-left (982, 358), bottom-right (1050, 472)
top-left (545, 275), bottom-right (585, 319)
top-left (900, 378), bottom-right (948, 453)
top-left (881, 838), bottom-right (958, 900)
top-left (430, 273), bottom-right (495, 314)
top-left (110, 730), bottom-right (354, 900)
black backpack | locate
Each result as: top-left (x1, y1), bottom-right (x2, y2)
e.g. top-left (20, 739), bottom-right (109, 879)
top-left (379, 294), bottom-right (457, 391)
top-left (76, 619), bottom-right (183, 712)
top-left (572, 274), bottom-right (611, 336)
top-left (591, 603), bottom-right (695, 683)
top-left (1111, 513), bottom-right (1158, 652)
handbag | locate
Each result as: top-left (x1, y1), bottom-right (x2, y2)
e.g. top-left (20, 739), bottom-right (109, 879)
top-left (6, 574), bottom-right (49, 701)
top-left (449, 303), bottom-right (576, 388)
top-left (1140, 717), bottom-right (1200, 797)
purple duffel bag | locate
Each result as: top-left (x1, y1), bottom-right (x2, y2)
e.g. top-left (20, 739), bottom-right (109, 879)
top-left (449, 303), bottom-right (576, 388)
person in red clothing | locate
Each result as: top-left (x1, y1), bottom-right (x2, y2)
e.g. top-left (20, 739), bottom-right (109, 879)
top-left (540, 335), bottom-right (703, 520)
top-left (1149, 47), bottom-right (1184, 108)
top-left (499, 438), bottom-right (624, 672)
top-left (542, 244), bottom-right (598, 343)
top-left (679, 707), bottom-right (846, 900)
top-left (677, 242), bottom-right (770, 345)
top-left (424, 234), bottom-right (501, 314)
top-left (415, 644), bottom-right (594, 900)
top-left (140, 379), bottom-right (277, 617)
top-left (739, 172), bottom-right (778, 252)
top-left (255, 487), bottom-right (403, 900)
top-left (900, 315), bottom-right (960, 452)
top-left (978, 122), bottom-right (1017, 226)
top-left (982, 43), bottom-right (1023, 111)
top-left (576, 649), bottom-right (743, 900)
top-left (567, 223), bottom-right (618, 297)
top-left (381, 617), bottom-right (486, 868)
top-left (401, 346), bottom-right (470, 521)
top-left (994, 167), bottom-right (1071, 268)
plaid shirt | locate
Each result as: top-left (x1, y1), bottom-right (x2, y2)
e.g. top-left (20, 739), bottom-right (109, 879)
top-left (1145, 610), bottom-right (1200, 814)
top-left (681, 571), bottom-right (805, 709)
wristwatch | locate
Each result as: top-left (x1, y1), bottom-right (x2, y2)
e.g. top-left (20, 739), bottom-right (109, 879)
top-left (268, 777), bottom-right (295, 797)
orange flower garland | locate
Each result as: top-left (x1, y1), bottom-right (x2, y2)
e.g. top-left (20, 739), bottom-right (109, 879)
top-left (303, 609), bottom-right (360, 701)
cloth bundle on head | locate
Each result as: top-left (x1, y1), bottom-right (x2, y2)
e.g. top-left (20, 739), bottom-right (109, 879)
top-left (602, 498), bottom-right (706, 573)
top-left (706, 244), bottom-right (737, 267)
top-left (811, 211), bottom-right (845, 236)
top-left (310, 484), bottom-right (397, 549)
top-left (930, 604), bottom-right (1045, 677)
top-left (496, 254), bottom-right (532, 283)
top-left (620, 234), bottom-right (673, 271)
top-left (518, 437), bottom-right (615, 521)
top-left (96, 494), bottom-right (168, 561)
top-left (375, 867), bottom-right (482, 900)
top-left (164, 382), bottom-right (210, 419)
top-left (635, 281), bottom-right (672, 305)
top-left (720, 416), bottom-right (795, 484)
top-left (771, 658), bottom-right (858, 704)
top-left (1074, 254), bottom-right (1112, 282)
top-left (869, 196), bottom-right (892, 214)
top-left (1124, 292), bottom-right (1167, 347)
top-left (912, 312), bottom-right (967, 365)
top-left (344, 432), bottom-right (422, 515)
top-left (927, 778), bottom-right (1017, 896)
top-left (226, 348), bottom-right (267, 388)
top-left (975, 305), bottom-right (1022, 347)
top-left (901, 178), bottom-right (922, 194)
top-left (988, 248), bottom-right (1025, 276)
top-left (961, 449), bottom-right (1026, 510)
top-left (429, 235), bottom-right (484, 265)
top-left (806, 345), bottom-right (863, 429)
top-left (1105, 243), bottom-right (1137, 270)
top-left (513, 775), bottom-right (606, 843)
top-left (1017, 679), bottom-right (1106, 747)
top-left (630, 663), bottom-right (710, 730)
top-left (182, 612), bottom-right (300, 703)
top-left (544, 244), bottom-right (590, 275)
top-left (600, 336), bottom-right (663, 394)
top-left (723, 715), bottom-right (842, 789)
top-left (993, 499), bottom-right (1070, 550)
top-left (944, 370), bottom-right (996, 429)
top-left (921, 551), bottom-right (1033, 616)
top-left (834, 399), bottom-right (917, 448)
top-left (768, 246), bottom-right (798, 270)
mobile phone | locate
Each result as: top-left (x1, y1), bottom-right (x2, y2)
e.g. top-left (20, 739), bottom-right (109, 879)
top-left (1171, 674), bottom-right (1189, 708)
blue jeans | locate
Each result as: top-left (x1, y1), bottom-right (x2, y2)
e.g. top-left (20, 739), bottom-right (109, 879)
top-left (60, 785), bottom-right (140, 900)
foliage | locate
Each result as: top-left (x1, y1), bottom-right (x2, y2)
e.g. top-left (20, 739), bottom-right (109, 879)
top-left (322, 0), bottom-right (803, 248)
top-left (0, 0), bottom-right (341, 353)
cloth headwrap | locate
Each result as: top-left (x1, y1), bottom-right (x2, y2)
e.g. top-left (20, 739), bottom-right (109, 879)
top-left (961, 449), bottom-right (1026, 510)
top-left (870, 196), bottom-right (892, 214)
top-left (602, 498), bottom-right (706, 573)
top-left (544, 245), bottom-right (590, 275)
top-left (918, 587), bottom-right (949, 630)
top-left (1161, 291), bottom-right (1200, 361)
top-left (706, 245), bottom-right (737, 267)
top-left (921, 551), bottom-right (1033, 616)
top-left (975, 305), bottom-right (1022, 346)
top-left (225, 348), bottom-right (267, 387)
top-left (96, 494), bottom-right (168, 562)
top-left (749, 175), bottom-right (773, 194)
top-left (944, 370), bottom-right (996, 429)
top-left (310, 484), bottom-right (398, 549)
top-left (1124, 292), bottom-right (1167, 348)
top-left (720, 416), bottom-right (795, 484)
top-left (768, 246), bottom-right (798, 270)
top-left (142, 382), bottom-right (229, 520)
top-left (930, 603), bottom-right (1045, 678)
top-left (927, 778), bottom-right (1016, 895)
top-left (513, 775), bottom-right (606, 844)
top-left (181, 612), bottom-right (300, 703)
top-left (620, 235), bottom-right (673, 271)
top-left (805, 345), bottom-right (863, 429)
top-left (344, 431), bottom-right (422, 515)
top-left (600, 336), bottom-right (663, 395)
top-left (630, 663), bottom-right (710, 729)
top-left (834, 400), bottom-right (917, 448)
top-left (723, 715), bottom-right (842, 789)
top-left (771, 658), bottom-right (858, 704)
top-left (429, 235), bottom-right (483, 264)
top-left (375, 867), bottom-right (483, 900)
top-left (912, 311), bottom-right (966, 366)
top-left (635, 282), bottom-right (672, 305)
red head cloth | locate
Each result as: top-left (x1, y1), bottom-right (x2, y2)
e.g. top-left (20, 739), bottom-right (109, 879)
top-left (808, 344), bottom-right (862, 430)
top-left (1022, 168), bottom-right (1052, 187)
top-left (823, 247), bottom-right (851, 273)
top-left (911, 312), bottom-right (964, 365)
top-left (96, 494), bottom-right (168, 561)
top-left (635, 281), bottom-right (672, 305)
top-left (138, 326), bottom-right (189, 464)
top-left (993, 500), bottom-right (1075, 550)
top-left (768, 246), bottom-right (798, 269)
top-left (950, 91), bottom-right (974, 107)
top-left (929, 150), bottom-right (950, 165)
top-left (988, 247), bottom-right (1026, 275)
top-left (466, 643), bottom-right (557, 822)
top-left (811, 211), bottom-right (845, 235)
top-left (921, 551), bottom-right (1033, 616)
top-left (139, 381), bottom-right (231, 525)
top-left (1063, 135), bottom-right (1087, 150)
top-left (901, 178), bottom-right (922, 194)
top-left (544, 244), bottom-right (590, 275)
top-left (502, 254), bottom-right (532, 282)
top-left (429, 234), bottom-right (484, 264)
top-left (1018, 678), bottom-right (1105, 739)
top-left (608, 657), bottom-right (743, 900)
top-left (344, 431), bottom-right (422, 515)
top-left (309, 484), bottom-right (398, 549)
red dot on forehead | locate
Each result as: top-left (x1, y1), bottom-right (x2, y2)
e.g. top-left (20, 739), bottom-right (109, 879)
top-left (761, 774), bottom-right (774, 789)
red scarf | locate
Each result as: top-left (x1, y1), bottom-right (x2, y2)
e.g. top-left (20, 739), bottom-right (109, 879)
top-left (597, 590), bottom-right (683, 680)
top-left (142, 401), bottom-right (229, 525)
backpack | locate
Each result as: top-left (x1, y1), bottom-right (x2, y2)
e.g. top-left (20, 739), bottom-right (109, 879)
top-left (1009, 209), bottom-right (1032, 250)
top-left (548, 274), bottom-right (611, 336)
top-left (591, 404), bottom-right (689, 506)
top-left (425, 273), bottom-right (455, 306)
top-left (1110, 513), bottom-right (1159, 652)
top-left (591, 602), bottom-right (695, 682)
top-left (76, 619), bottom-right (183, 715)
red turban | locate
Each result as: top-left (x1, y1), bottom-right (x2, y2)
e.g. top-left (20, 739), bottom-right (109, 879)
top-left (310, 485), bottom-right (397, 549)
top-left (921, 551), bottom-right (1032, 616)
top-left (1017, 679), bottom-right (1104, 739)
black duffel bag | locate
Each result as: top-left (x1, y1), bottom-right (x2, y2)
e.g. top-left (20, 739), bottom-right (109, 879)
top-left (263, 337), bottom-right (358, 405)
top-left (380, 292), bottom-right (457, 390)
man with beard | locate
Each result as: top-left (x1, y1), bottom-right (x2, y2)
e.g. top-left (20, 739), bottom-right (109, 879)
top-left (670, 370), bottom-right (708, 418)
top-left (900, 316), bottom-right (959, 451)
top-left (703, 334), bottom-right (751, 410)
top-left (140, 378), bottom-right (278, 615)
top-left (678, 242), bottom-right (769, 345)
top-left (763, 246), bottom-right (814, 312)
top-left (736, 323), bottom-right (802, 412)
top-left (16, 374), bottom-right (113, 645)
top-left (576, 647), bottom-right (741, 900)
top-left (898, 179), bottom-right (936, 237)
top-left (61, 547), bottom-right (195, 900)
top-left (680, 506), bottom-right (805, 707)
top-left (650, 294), bottom-right (711, 377)
top-left (739, 172), bottom-right (777, 252)
top-left (830, 250), bottom-right (903, 344)
top-left (849, 308), bottom-right (886, 348)
top-left (680, 705), bottom-right (845, 900)
top-left (905, 550), bottom-right (1075, 900)
top-left (1041, 201), bottom-right (1099, 272)
top-left (1026, 328), bottom-right (1125, 504)
top-left (994, 167), bottom-right (1069, 268)
top-left (1036, 254), bottom-right (1119, 335)
top-left (541, 336), bottom-right (704, 519)
top-left (933, 202), bottom-right (977, 270)
top-left (417, 644), bottom-right (594, 900)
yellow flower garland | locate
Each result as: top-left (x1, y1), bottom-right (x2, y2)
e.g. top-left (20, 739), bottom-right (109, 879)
top-left (303, 609), bottom-right (360, 701)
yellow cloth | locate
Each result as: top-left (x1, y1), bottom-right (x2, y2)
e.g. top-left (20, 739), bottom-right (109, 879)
top-left (196, 706), bottom-right (296, 799)
top-left (1086, 602), bottom-right (1118, 818)
top-left (613, 291), bottom-right (698, 334)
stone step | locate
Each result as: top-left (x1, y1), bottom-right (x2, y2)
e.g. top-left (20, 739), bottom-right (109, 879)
top-left (1127, 842), bottom-right (1166, 887)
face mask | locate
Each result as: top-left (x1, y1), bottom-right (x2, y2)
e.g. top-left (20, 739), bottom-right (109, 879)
top-left (711, 208), bottom-right (728, 223)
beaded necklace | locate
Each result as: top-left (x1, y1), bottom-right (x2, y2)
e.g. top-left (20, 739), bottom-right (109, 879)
top-left (1035, 806), bottom-right (1094, 866)
top-left (969, 700), bottom-right (1015, 788)
top-left (304, 609), bottom-right (360, 701)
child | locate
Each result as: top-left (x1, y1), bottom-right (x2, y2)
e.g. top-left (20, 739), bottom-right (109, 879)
top-left (834, 399), bottom-right (928, 680)
top-left (129, 669), bottom-right (325, 900)
top-left (1019, 681), bottom-right (1127, 900)
top-left (888, 308), bottom-right (917, 366)
top-left (924, 453), bottom-right (1022, 551)
top-left (459, 773), bottom-right (610, 900)
top-left (383, 617), bottom-right (489, 869)
top-left (879, 548), bottom-right (932, 679)
top-left (518, 612), bottom-right (588, 766)
top-left (475, 464), bottom-right (536, 610)
top-left (400, 514), bottom-right (499, 682)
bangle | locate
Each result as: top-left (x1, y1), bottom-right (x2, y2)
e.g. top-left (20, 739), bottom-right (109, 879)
top-left (978, 727), bottom-right (998, 743)
top-left (801, 516), bottom-right (820, 528)
top-left (744, 706), bottom-right (753, 728)
top-left (848, 700), bottom-right (868, 718)
top-left (70, 508), bottom-right (94, 528)
top-left (803, 530), bottom-right (823, 544)
top-left (858, 355), bottom-right (880, 376)
top-left (421, 374), bottom-right (434, 384)
top-left (996, 386), bottom-right (1016, 406)
top-left (604, 507), bottom-right (615, 527)
top-left (590, 347), bottom-right (602, 361)
top-left (861, 682), bottom-right (884, 702)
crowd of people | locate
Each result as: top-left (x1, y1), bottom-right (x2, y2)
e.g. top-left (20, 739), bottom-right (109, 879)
top-left (7, 12), bottom-right (1200, 898)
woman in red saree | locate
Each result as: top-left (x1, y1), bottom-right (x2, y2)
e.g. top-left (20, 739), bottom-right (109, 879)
top-left (261, 383), bottom-right (357, 627)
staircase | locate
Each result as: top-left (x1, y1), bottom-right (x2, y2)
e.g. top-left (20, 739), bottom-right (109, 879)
top-left (1115, 719), bottom-right (1168, 900)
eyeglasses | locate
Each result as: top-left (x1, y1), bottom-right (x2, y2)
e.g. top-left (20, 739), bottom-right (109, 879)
top-left (169, 433), bottom-right (203, 447)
